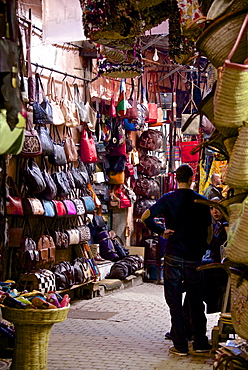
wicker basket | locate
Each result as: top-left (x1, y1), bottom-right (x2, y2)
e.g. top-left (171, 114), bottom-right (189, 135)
top-left (196, 8), bottom-right (248, 68)
top-left (1, 305), bottom-right (70, 370)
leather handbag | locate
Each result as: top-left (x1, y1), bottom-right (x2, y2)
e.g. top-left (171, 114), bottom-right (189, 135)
top-left (109, 156), bottom-right (127, 172)
top-left (20, 112), bottom-right (42, 157)
top-left (74, 83), bottom-right (88, 123)
top-left (46, 76), bottom-right (65, 126)
top-left (115, 187), bottom-right (131, 208)
top-left (134, 176), bottom-right (160, 198)
top-left (109, 191), bottom-right (121, 208)
top-left (62, 199), bottom-right (77, 215)
top-left (124, 79), bottom-right (139, 120)
top-left (51, 230), bottom-right (69, 249)
top-left (70, 166), bottom-right (85, 189)
top-left (181, 95), bottom-right (200, 135)
top-left (108, 170), bottom-right (125, 184)
top-left (80, 126), bottom-right (98, 163)
top-left (81, 195), bottom-right (95, 212)
top-left (76, 216), bottom-right (91, 243)
top-left (93, 183), bottom-right (109, 202)
top-left (41, 165), bottom-right (57, 200)
top-left (72, 197), bottom-right (86, 215)
top-left (52, 200), bottom-right (67, 216)
top-left (65, 227), bottom-right (80, 245)
top-left (48, 126), bottom-right (67, 166)
top-left (36, 235), bottom-right (56, 269)
top-left (6, 195), bottom-right (24, 216)
top-left (63, 126), bottom-right (78, 163)
top-left (180, 140), bottom-right (200, 163)
top-left (19, 236), bottom-right (39, 270)
top-left (22, 197), bottom-right (45, 216)
top-left (137, 155), bottom-right (162, 177)
top-left (134, 198), bottom-right (156, 216)
top-left (36, 125), bottom-right (54, 156)
top-left (42, 199), bottom-right (56, 217)
top-left (52, 261), bottom-right (75, 289)
top-left (94, 230), bottom-right (119, 261)
top-left (72, 257), bottom-right (92, 284)
top-left (52, 170), bottom-right (71, 198)
top-left (24, 158), bottom-right (46, 194)
top-left (123, 184), bottom-right (137, 204)
top-left (33, 73), bottom-right (53, 125)
top-left (138, 129), bottom-right (164, 151)
top-left (60, 80), bottom-right (80, 128)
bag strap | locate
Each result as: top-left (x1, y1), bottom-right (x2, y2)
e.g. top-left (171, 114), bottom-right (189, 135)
top-left (35, 73), bottom-right (46, 103)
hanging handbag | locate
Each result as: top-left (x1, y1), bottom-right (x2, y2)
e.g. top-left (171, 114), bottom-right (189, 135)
top-left (181, 98), bottom-right (200, 135)
top-left (124, 79), bottom-right (139, 120)
top-left (6, 195), bottom-right (24, 216)
top-left (42, 199), bottom-right (56, 217)
top-left (63, 126), bottom-right (78, 163)
top-left (33, 73), bottom-right (53, 125)
top-left (72, 257), bottom-right (92, 284)
top-left (180, 140), bottom-right (200, 163)
top-left (52, 168), bottom-right (71, 198)
top-left (146, 72), bottom-right (158, 124)
top-left (109, 156), bottom-right (127, 172)
top-left (76, 216), bottom-right (91, 243)
top-left (20, 112), bottom-right (42, 157)
top-left (50, 229), bottom-right (69, 249)
top-left (36, 124), bottom-right (54, 156)
top-left (72, 197), bottom-right (85, 215)
top-left (134, 176), bottom-right (160, 198)
top-left (41, 160), bottom-right (57, 200)
top-left (36, 234), bottom-right (56, 269)
top-left (46, 76), bottom-right (65, 126)
top-left (137, 155), bottom-right (162, 177)
top-left (60, 80), bottom-right (80, 128)
top-left (24, 158), bottom-right (46, 194)
top-left (138, 129), bottom-right (164, 151)
top-left (70, 166), bottom-right (85, 189)
top-left (115, 186), bottom-right (131, 208)
top-left (52, 200), bottom-right (67, 216)
top-left (80, 126), bottom-right (98, 163)
top-left (74, 83), bottom-right (88, 123)
top-left (108, 171), bottom-right (125, 185)
top-left (134, 197), bottom-right (156, 216)
top-left (65, 227), bottom-right (80, 246)
top-left (48, 126), bottom-right (67, 166)
top-left (22, 197), bottom-right (45, 216)
top-left (81, 195), bottom-right (95, 212)
top-left (62, 199), bottom-right (77, 216)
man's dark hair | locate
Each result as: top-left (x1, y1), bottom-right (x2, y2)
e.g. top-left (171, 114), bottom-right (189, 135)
top-left (175, 164), bottom-right (194, 183)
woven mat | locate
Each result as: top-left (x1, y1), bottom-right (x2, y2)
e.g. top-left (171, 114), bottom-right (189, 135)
top-left (67, 310), bottom-right (117, 320)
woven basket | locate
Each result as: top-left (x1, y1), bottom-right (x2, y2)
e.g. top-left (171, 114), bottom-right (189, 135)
top-left (226, 195), bottom-right (248, 262)
top-left (230, 269), bottom-right (248, 340)
top-left (228, 203), bottom-right (242, 228)
top-left (1, 305), bottom-right (70, 370)
top-left (207, 0), bottom-right (248, 20)
top-left (196, 8), bottom-right (248, 68)
top-left (224, 124), bottom-right (248, 189)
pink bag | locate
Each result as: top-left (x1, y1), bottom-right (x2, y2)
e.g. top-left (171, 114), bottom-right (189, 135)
top-left (80, 126), bottom-right (98, 163)
top-left (62, 200), bottom-right (77, 215)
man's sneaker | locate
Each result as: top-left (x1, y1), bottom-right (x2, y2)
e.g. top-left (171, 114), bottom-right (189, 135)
top-left (169, 346), bottom-right (188, 356)
top-left (164, 332), bottom-right (172, 340)
top-left (193, 343), bottom-right (212, 353)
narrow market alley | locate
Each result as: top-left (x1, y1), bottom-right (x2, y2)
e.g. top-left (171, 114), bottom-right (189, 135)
top-left (47, 283), bottom-right (219, 370)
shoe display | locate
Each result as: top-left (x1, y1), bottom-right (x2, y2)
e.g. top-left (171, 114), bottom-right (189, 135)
top-left (164, 332), bottom-right (172, 340)
top-left (193, 343), bottom-right (212, 353)
top-left (169, 346), bottom-right (188, 356)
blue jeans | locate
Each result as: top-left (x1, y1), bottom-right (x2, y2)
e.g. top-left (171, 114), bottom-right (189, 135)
top-left (164, 255), bottom-right (208, 352)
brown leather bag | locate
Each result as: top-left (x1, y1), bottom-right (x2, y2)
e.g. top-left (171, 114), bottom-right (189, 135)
top-left (138, 129), bottom-right (164, 151)
top-left (137, 155), bottom-right (162, 177)
top-left (134, 176), bottom-right (160, 198)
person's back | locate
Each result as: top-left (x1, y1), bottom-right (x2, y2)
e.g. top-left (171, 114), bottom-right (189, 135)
top-left (142, 164), bottom-right (212, 356)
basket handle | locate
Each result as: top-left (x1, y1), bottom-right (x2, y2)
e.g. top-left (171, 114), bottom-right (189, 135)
top-left (227, 13), bottom-right (248, 62)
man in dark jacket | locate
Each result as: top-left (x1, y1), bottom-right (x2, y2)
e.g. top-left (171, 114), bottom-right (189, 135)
top-left (141, 164), bottom-right (212, 356)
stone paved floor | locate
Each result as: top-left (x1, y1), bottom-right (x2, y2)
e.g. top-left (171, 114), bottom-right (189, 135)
top-left (47, 282), bottom-right (219, 370)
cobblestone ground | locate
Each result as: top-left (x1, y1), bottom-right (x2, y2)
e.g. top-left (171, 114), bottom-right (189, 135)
top-left (47, 283), bottom-right (219, 370)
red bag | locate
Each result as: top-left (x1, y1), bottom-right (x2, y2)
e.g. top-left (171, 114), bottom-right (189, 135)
top-left (80, 127), bottom-right (98, 163)
top-left (6, 196), bottom-right (24, 215)
top-left (52, 200), bottom-right (67, 216)
top-left (124, 79), bottom-right (139, 120)
top-left (115, 187), bottom-right (131, 208)
top-left (145, 72), bottom-right (159, 124)
top-left (180, 141), bottom-right (200, 163)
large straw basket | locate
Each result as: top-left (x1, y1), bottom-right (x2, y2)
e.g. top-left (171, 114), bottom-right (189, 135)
top-left (225, 195), bottom-right (248, 263)
top-left (196, 8), bottom-right (248, 68)
top-left (230, 268), bottom-right (248, 340)
top-left (207, 0), bottom-right (248, 21)
top-left (224, 124), bottom-right (248, 189)
top-left (1, 305), bottom-right (70, 370)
